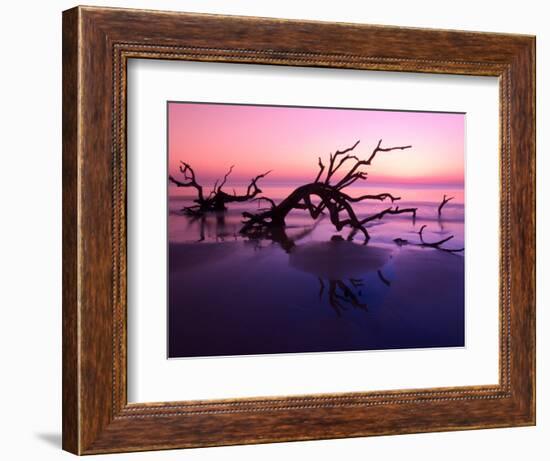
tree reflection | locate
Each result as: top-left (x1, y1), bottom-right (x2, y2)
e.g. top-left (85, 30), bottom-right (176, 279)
top-left (318, 277), bottom-right (367, 316)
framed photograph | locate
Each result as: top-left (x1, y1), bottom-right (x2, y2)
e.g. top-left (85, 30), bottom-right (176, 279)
top-left (62, 6), bottom-right (535, 455)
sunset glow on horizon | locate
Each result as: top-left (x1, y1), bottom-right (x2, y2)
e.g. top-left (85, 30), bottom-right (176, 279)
top-left (168, 102), bottom-right (464, 188)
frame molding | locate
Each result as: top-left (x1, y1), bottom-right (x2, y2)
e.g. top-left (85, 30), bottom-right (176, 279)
top-left (62, 6), bottom-right (535, 454)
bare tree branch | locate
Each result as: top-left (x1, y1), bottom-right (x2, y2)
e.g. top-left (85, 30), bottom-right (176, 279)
top-left (168, 161), bottom-right (205, 202)
top-left (324, 140), bottom-right (361, 184)
top-left (216, 164), bottom-right (235, 193)
top-left (366, 139), bottom-right (412, 164)
top-left (342, 192), bottom-right (401, 203)
top-left (360, 206), bottom-right (417, 225)
top-left (438, 194), bottom-right (454, 216)
top-left (393, 226), bottom-right (463, 253)
top-left (314, 157), bottom-right (325, 183)
top-left (169, 161), bottom-right (270, 215)
top-left (334, 139), bottom-right (411, 189)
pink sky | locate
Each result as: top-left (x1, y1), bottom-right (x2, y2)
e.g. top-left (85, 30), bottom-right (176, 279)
top-left (168, 102), bottom-right (464, 187)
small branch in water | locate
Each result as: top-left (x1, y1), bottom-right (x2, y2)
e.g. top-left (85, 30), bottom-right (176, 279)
top-left (417, 225), bottom-right (464, 253)
top-left (393, 225), bottom-right (464, 253)
top-left (438, 194), bottom-right (454, 216)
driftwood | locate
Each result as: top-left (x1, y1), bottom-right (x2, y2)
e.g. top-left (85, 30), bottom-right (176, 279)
top-left (169, 161), bottom-right (270, 215)
top-left (438, 194), bottom-right (454, 216)
top-left (240, 139), bottom-right (417, 242)
top-left (394, 224), bottom-right (464, 253)
top-left (417, 224), bottom-right (464, 252)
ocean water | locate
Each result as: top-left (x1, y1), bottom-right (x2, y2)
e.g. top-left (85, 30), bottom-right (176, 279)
top-left (168, 183), bottom-right (465, 358)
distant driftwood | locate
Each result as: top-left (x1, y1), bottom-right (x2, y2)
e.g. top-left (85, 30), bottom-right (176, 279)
top-left (169, 162), bottom-right (270, 215)
top-left (438, 194), bottom-right (454, 216)
top-left (394, 224), bottom-right (464, 253)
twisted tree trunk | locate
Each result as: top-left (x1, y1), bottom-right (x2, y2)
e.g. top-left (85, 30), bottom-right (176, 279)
top-left (240, 139), bottom-right (417, 242)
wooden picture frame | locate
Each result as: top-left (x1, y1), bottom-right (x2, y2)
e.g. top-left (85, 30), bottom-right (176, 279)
top-left (62, 5), bottom-right (535, 455)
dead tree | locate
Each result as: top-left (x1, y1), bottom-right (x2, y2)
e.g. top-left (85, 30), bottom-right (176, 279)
top-left (240, 139), bottom-right (417, 242)
top-left (417, 225), bottom-right (464, 252)
top-left (169, 161), bottom-right (270, 215)
top-left (394, 224), bottom-right (464, 253)
top-left (438, 194), bottom-right (454, 216)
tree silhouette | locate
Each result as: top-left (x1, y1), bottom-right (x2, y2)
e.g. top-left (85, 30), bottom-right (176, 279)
top-left (169, 161), bottom-right (270, 215)
top-left (438, 194), bottom-right (454, 216)
top-left (240, 139), bottom-right (417, 242)
top-left (393, 224), bottom-right (464, 253)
